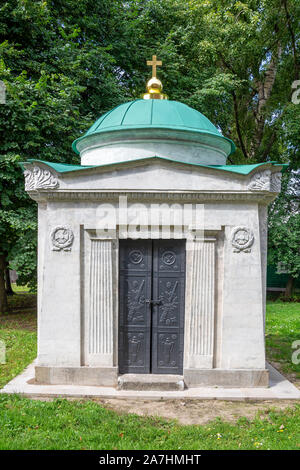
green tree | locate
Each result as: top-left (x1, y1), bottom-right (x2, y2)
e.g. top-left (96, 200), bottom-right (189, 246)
top-left (0, 0), bottom-right (299, 311)
top-left (268, 171), bottom-right (300, 297)
top-left (0, 0), bottom-right (130, 312)
top-left (126, 0), bottom-right (298, 161)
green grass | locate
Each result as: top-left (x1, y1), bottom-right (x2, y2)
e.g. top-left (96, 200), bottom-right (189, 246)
top-left (266, 302), bottom-right (300, 379)
top-left (0, 395), bottom-right (299, 450)
top-left (0, 297), bottom-right (299, 450)
top-left (0, 291), bottom-right (36, 388)
top-left (0, 314), bottom-right (37, 389)
top-left (8, 290), bottom-right (36, 310)
top-left (11, 284), bottom-right (31, 294)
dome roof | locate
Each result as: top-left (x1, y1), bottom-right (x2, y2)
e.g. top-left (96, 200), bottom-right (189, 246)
top-left (72, 99), bottom-right (235, 156)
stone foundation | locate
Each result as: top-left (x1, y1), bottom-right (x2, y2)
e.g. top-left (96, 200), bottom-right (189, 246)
top-left (35, 366), bottom-right (118, 387)
top-left (35, 366), bottom-right (269, 388)
top-left (183, 368), bottom-right (269, 388)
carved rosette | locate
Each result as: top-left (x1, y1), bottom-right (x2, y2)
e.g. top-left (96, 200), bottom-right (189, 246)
top-left (50, 226), bottom-right (74, 252)
top-left (231, 226), bottom-right (254, 253)
top-left (24, 166), bottom-right (59, 191)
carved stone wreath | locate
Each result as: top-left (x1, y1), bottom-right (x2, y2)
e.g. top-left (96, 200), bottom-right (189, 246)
top-left (231, 226), bottom-right (254, 253)
top-left (50, 226), bottom-right (74, 252)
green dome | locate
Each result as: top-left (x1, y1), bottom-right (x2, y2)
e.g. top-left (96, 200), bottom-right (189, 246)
top-left (72, 99), bottom-right (235, 155)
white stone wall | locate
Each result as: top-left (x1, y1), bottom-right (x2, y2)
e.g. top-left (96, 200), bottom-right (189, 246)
top-left (24, 158), bottom-right (282, 385)
top-left (36, 198), bottom-right (267, 372)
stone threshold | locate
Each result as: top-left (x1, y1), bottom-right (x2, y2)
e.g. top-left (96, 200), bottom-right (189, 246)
top-left (1, 362), bottom-right (300, 401)
top-left (117, 374), bottom-right (185, 391)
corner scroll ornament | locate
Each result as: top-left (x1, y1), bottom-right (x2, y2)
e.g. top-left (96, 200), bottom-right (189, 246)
top-left (248, 170), bottom-right (282, 193)
top-left (50, 226), bottom-right (74, 252)
top-left (231, 226), bottom-right (254, 253)
top-left (24, 166), bottom-right (59, 191)
top-left (248, 170), bottom-right (271, 191)
top-left (270, 172), bottom-right (282, 193)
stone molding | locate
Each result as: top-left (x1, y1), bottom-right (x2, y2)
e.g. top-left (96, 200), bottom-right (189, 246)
top-left (28, 190), bottom-right (276, 204)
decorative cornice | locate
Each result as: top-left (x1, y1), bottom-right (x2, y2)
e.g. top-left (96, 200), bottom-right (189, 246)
top-left (27, 190), bottom-right (276, 204)
top-left (24, 166), bottom-right (59, 191)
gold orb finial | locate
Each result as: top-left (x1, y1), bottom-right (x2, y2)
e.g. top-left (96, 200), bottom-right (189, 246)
top-left (143, 55), bottom-right (168, 100)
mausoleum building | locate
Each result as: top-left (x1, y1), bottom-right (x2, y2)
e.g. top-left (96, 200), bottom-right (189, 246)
top-left (22, 58), bottom-right (285, 389)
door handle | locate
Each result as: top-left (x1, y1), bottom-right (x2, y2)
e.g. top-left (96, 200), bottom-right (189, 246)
top-left (145, 299), bottom-right (162, 306)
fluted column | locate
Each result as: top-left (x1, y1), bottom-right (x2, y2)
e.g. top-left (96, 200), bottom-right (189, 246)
top-left (185, 235), bottom-right (216, 368)
top-left (259, 205), bottom-right (268, 330)
top-left (88, 239), bottom-right (114, 366)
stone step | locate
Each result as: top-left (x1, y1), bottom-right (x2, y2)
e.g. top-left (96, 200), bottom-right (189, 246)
top-left (117, 374), bottom-right (185, 391)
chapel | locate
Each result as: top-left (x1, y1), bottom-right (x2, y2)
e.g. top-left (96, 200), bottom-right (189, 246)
top-left (22, 56), bottom-right (284, 389)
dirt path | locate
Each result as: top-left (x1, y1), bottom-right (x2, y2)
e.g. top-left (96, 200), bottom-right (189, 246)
top-left (86, 398), bottom-right (299, 425)
top-left (0, 311), bottom-right (37, 331)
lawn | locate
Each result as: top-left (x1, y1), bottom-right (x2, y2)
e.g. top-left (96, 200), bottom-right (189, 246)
top-left (265, 302), bottom-right (300, 380)
top-left (0, 292), bottom-right (36, 389)
top-left (0, 295), bottom-right (299, 450)
top-left (0, 395), bottom-right (299, 450)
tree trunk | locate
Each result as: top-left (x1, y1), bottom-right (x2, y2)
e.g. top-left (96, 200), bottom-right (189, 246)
top-left (5, 262), bottom-right (14, 296)
top-left (0, 254), bottom-right (8, 314)
top-left (252, 43), bottom-right (282, 156)
top-left (282, 0), bottom-right (299, 81)
top-left (284, 276), bottom-right (295, 298)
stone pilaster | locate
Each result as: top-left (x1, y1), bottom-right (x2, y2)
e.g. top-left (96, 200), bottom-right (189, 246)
top-left (88, 238), bottom-right (114, 366)
top-left (185, 235), bottom-right (216, 369)
top-left (259, 205), bottom-right (268, 330)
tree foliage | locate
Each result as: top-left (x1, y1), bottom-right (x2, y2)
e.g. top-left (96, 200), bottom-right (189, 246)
top-left (268, 171), bottom-right (300, 296)
top-left (0, 0), bottom-right (130, 310)
top-left (0, 0), bottom-right (299, 310)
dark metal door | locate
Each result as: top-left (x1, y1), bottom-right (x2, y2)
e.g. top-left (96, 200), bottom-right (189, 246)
top-left (151, 240), bottom-right (185, 374)
top-left (119, 240), bottom-right (185, 374)
top-left (119, 240), bottom-right (152, 374)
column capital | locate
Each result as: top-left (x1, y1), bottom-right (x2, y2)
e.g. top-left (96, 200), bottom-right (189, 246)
top-left (85, 228), bottom-right (117, 241)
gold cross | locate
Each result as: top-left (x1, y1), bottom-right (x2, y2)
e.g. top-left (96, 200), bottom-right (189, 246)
top-left (147, 55), bottom-right (162, 78)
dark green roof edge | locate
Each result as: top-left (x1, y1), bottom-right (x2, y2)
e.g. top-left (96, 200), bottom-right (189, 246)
top-left (19, 157), bottom-right (288, 176)
top-left (71, 126), bottom-right (236, 156)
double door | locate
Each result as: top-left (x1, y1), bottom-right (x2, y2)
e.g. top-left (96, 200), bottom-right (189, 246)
top-left (118, 239), bottom-right (185, 374)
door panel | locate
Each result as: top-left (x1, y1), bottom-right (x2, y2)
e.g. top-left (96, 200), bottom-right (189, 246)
top-left (152, 240), bottom-right (185, 374)
top-left (119, 239), bottom-right (185, 375)
top-left (119, 240), bottom-right (152, 373)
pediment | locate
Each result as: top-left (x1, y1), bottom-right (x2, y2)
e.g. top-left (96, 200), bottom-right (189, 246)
top-left (21, 157), bottom-right (284, 200)
top-left (56, 158), bottom-right (247, 192)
